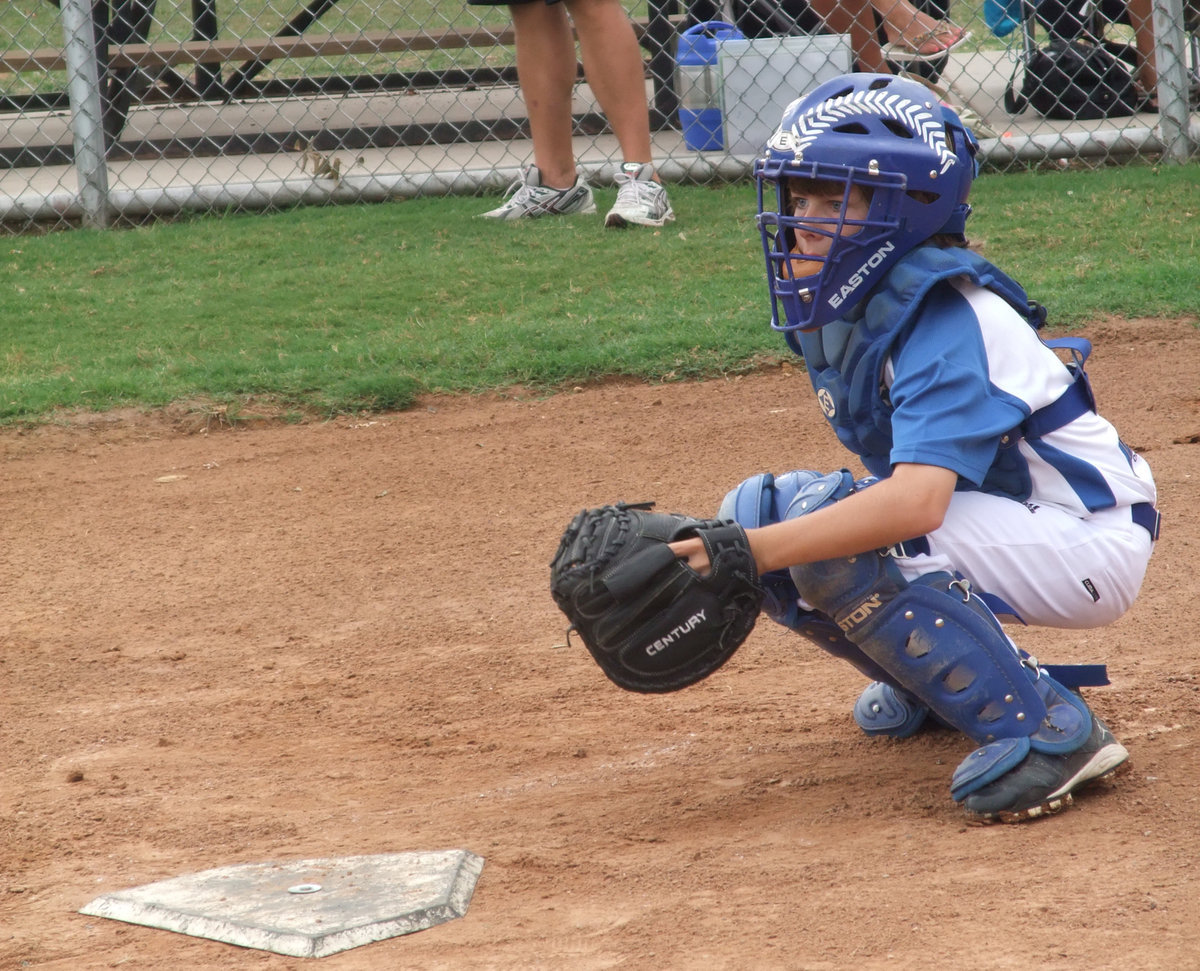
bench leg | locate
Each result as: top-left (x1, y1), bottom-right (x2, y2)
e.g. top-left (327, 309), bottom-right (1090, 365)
top-left (225, 0), bottom-right (342, 97)
top-left (192, 0), bottom-right (222, 98)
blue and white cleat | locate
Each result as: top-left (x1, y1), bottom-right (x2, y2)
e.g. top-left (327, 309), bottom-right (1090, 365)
top-left (955, 711), bottom-right (1129, 823)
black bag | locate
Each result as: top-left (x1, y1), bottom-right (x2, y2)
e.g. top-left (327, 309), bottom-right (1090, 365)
top-left (1005, 39), bottom-right (1146, 120)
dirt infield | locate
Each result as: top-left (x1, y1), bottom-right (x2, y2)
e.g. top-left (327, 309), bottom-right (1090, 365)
top-left (2, 317), bottom-right (1198, 970)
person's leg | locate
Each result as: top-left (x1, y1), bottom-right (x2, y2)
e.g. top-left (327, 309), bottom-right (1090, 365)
top-left (558, 0), bottom-right (673, 227)
top-left (900, 491), bottom-right (1155, 630)
top-left (510, 0), bottom-right (580, 189)
top-left (872, 0), bottom-right (969, 56)
top-left (875, 0), bottom-right (928, 40)
top-left (561, 0), bottom-right (654, 170)
top-left (1124, 0), bottom-right (1159, 96)
top-left (803, 0), bottom-right (892, 73)
top-left (781, 479), bottom-right (1133, 822)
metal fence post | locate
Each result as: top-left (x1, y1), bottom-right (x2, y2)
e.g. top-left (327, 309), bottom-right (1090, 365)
top-left (1151, 0), bottom-right (1192, 163)
top-left (60, 0), bottom-right (112, 228)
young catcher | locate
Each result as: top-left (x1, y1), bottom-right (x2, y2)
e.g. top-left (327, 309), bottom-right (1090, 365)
top-left (669, 72), bottom-right (1159, 823)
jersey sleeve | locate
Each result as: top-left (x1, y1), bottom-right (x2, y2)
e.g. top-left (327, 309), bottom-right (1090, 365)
top-left (885, 282), bottom-right (1032, 485)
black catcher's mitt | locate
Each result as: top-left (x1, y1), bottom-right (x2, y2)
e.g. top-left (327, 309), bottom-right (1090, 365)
top-left (549, 502), bottom-right (764, 693)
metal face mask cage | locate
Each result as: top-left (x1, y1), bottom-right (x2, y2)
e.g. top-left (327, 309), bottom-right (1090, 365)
top-left (756, 157), bottom-right (908, 333)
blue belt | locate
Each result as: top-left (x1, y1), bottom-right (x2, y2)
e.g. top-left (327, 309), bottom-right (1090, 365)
top-left (1132, 502), bottom-right (1161, 541)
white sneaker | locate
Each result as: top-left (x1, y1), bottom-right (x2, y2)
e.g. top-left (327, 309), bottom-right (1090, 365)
top-left (480, 167), bottom-right (596, 220)
top-left (604, 163), bottom-right (675, 228)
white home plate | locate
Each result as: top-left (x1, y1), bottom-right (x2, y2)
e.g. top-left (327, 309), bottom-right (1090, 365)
top-left (79, 850), bottom-right (483, 958)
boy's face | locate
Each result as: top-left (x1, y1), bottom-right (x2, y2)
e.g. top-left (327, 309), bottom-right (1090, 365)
top-left (783, 179), bottom-right (871, 279)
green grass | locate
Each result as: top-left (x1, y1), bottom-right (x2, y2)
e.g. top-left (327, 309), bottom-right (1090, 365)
top-left (971, 165), bottom-right (1199, 318)
top-left (1, 163), bottom-right (1197, 424)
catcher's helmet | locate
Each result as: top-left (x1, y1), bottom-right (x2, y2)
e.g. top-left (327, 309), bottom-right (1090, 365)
top-left (755, 72), bottom-right (980, 332)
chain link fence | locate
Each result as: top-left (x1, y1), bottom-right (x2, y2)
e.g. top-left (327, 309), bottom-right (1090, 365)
top-left (1, 0), bottom-right (1196, 232)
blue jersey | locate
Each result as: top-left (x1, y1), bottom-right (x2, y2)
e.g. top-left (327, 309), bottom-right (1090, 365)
top-left (886, 278), bottom-right (1155, 515)
top-left (797, 247), bottom-right (1156, 518)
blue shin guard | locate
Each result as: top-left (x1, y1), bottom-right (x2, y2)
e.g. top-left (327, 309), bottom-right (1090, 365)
top-left (790, 546), bottom-right (1113, 818)
top-left (727, 468), bottom-right (1121, 817)
top-left (791, 547), bottom-right (1066, 746)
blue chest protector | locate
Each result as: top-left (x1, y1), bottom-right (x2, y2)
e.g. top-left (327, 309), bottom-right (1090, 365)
top-left (787, 247), bottom-right (1056, 473)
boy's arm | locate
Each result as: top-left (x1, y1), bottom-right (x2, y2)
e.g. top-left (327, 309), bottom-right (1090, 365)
top-left (672, 463), bottom-right (958, 576)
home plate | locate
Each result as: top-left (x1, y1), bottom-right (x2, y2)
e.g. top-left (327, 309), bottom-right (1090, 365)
top-left (79, 850), bottom-right (483, 958)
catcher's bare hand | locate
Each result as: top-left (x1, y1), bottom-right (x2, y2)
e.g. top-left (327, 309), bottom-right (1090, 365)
top-left (669, 536), bottom-right (711, 576)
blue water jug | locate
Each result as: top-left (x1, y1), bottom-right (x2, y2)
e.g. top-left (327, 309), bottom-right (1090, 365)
top-left (676, 20), bottom-right (745, 151)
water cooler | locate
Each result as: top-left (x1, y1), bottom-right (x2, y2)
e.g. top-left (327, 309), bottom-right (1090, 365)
top-left (675, 21), bottom-right (745, 151)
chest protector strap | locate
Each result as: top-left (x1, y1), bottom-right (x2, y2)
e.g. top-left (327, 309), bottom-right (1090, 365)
top-left (788, 248), bottom-right (1055, 463)
top-left (1013, 337), bottom-right (1096, 443)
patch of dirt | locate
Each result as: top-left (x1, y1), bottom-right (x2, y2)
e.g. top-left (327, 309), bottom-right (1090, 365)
top-left (2, 318), bottom-right (1198, 970)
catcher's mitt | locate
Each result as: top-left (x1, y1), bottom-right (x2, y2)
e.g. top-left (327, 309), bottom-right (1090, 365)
top-left (549, 502), bottom-right (764, 693)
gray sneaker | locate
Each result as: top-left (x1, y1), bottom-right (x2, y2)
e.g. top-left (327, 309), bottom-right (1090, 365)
top-left (480, 167), bottom-right (596, 220)
top-left (604, 162), bottom-right (675, 228)
top-left (960, 711), bottom-right (1129, 823)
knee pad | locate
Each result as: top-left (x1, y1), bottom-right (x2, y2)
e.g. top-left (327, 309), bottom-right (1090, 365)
top-left (718, 470), bottom-right (896, 684)
top-left (717, 470), bottom-right (829, 627)
top-left (718, 469), bottom-right (832, 531)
